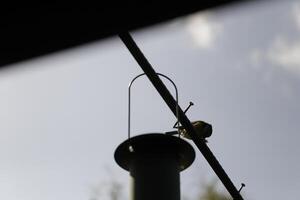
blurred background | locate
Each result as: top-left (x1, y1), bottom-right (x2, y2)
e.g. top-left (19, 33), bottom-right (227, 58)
top-left (0, 1), bottom-right (300, 199)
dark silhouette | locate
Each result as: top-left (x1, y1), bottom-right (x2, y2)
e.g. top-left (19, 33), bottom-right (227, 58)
top-left (0, 1), bottom-right (248, 67)
top-left (114, 133), bottom-right (195, 200)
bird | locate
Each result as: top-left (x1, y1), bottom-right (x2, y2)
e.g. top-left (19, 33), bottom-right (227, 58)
top-left (178, 120), bottom-right (212, 140)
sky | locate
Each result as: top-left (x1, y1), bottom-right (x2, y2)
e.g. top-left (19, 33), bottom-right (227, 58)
top-left (0, 1), bottom-right (300, 200)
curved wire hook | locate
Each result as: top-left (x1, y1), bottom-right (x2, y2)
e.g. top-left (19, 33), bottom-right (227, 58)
top-left (128, 73), bottom-right (179, 142)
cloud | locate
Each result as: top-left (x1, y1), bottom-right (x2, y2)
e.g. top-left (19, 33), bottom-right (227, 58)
top-left (250, 37), bottom-right (300, 75)
top-left (292, 3), bottom-right (300, 30)
top-left (249, 2), bottom-right (300, 75)
top-left (268, 37), bottom-right (300, 73)
top-left (186, 13), bottom-right (222, 49)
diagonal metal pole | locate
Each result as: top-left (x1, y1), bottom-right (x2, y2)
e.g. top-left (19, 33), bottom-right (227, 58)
top-left (119, 31), bottom-right (244, 200)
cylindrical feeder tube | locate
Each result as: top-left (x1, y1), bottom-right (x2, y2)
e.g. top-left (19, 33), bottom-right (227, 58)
top-left (115, 133), bottom-right (195, 200)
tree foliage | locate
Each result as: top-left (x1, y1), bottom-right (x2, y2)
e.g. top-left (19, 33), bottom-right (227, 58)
top-left (91, 179), bottom-right (230, 200)
top-left (198, 180), bottom-right (229, 200)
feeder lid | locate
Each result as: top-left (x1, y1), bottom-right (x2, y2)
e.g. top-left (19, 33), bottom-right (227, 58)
top-left (114, 133), bottom-right (195, 171)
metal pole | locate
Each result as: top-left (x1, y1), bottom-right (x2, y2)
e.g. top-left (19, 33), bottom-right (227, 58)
top-left (118, 32), bottom-right (244, 200)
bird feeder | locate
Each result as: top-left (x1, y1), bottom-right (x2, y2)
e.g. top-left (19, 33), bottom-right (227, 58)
top-left (114, 73), bottom-right (195, 200)
top-left (114, 133), bottom-right (195, 200)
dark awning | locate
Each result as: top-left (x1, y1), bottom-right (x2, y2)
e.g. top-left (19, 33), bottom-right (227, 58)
top-left (0, 1), bottom-right (247, 68)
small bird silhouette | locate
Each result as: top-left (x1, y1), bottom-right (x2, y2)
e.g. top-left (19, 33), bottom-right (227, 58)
top-left (178, 120), bottom-right (212, 140)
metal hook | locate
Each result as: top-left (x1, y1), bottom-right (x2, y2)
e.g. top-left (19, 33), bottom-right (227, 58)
top-left (128, 73), bottom-right (179, 148)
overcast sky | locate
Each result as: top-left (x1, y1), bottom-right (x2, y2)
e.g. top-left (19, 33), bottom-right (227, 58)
top-left (1, 1), bottom-right (300, 200)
